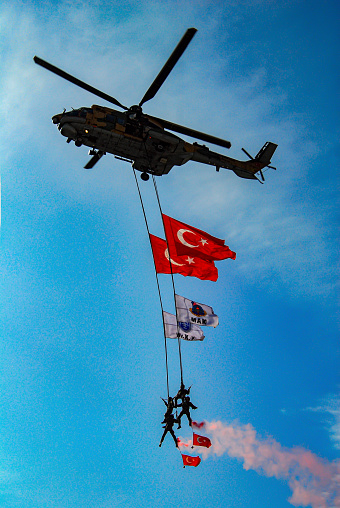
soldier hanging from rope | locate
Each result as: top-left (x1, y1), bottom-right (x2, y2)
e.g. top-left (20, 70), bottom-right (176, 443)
top-left (159, 411), bottom-right (178, 448)
top-left (177, 395), bottom-right (197, 429)
top-left (173, 382), bottom-right (192, 408)
top-left (161, 396), bottom-right (175, 418)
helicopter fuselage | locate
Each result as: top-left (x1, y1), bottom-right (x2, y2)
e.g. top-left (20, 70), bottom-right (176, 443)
top-left (53, 104), bottom-right (275, 179)
top-left (53, 105), bottom-right (194, 175)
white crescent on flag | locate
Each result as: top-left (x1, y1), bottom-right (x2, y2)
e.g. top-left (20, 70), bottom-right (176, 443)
top-left (164, 248), bottom-right (185, 266)
top-left (193, 432), bottom-right (211, 448)
top-left (185, 456), bottom-right (195, 464)
top-left (177, 229), bottom-right (199, 248)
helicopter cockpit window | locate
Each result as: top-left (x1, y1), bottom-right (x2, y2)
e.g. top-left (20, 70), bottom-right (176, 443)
top-left (80, 108), bottom-right (92, 118)
top-left (64, 109), bottom-right (84, 118)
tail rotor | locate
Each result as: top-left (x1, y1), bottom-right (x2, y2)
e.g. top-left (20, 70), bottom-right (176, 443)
top-left (241, 147), bottom-right (265, 182)
top-left (242, 142), bottom-right (278, 183)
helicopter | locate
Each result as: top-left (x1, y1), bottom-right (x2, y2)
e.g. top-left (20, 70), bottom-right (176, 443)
top-left (34, 28), bottom-right (277, 182)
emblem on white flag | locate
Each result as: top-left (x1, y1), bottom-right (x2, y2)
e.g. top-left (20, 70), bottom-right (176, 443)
top-left (175, 294), bottom-right (219, 328)
top-left (163, 312), bottom-right (205, 341)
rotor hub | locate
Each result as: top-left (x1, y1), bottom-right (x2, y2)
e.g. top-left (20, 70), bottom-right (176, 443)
top-left (128, 104), bottom-right (143, 120)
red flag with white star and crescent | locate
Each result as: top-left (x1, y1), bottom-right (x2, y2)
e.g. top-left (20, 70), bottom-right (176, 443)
top-left (149, 234), bottom-right (218, 282)
top-left (162, 214), bottom-right (236, 262)
top-left (193, 433), bottom-right (212, 448)
top-left (181, 454), bottom-right (201, 467)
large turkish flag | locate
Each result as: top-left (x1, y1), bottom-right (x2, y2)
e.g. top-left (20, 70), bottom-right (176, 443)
top-left (162, 214), bottom-right (236, 261)
top-left (149, 234), bottom-right (218, 281)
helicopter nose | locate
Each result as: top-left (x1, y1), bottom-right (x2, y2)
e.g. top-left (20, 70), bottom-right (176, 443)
top-left (52, 114), bottom-right (62, 124)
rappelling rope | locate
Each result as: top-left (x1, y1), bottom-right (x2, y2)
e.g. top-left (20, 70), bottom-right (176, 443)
top-left (139, 139), bottom-right (185, 386)
top-left (152, 175), bottom-right (184, 385)
top-left (132, 167), bottom-right (170, 398)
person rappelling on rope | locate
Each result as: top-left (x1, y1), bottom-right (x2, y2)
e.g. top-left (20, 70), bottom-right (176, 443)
top-left (174, 382), bottom-right (191, 407)
top-left (159, 412), bottom-right (179, 447)
top-left (177, 395), bottom-right (197, 429)
top-left (161, 396), bottom-right (175, 418)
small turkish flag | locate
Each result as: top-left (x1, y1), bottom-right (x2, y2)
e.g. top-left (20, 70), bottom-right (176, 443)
top-left (162, 214), bottom-right (236, 262)
top-left (150, 234), bottom-right (218, 281)
top-left (192, 421), bottom-right (205, 429)
top-left (181, 454), bottom-right (201, 467)
top-left (193, 433), bottom-right (212, 448)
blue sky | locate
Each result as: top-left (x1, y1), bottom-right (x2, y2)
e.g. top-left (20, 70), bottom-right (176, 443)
top-left (1, 1), bottom-right (339, 506)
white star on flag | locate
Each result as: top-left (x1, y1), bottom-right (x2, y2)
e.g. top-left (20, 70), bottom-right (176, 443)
top-left (162, 214), bottom-right (236, 262)
top-left (199, 238), bottom-right (208, 245)
top-left (186, 257), bottom-right (195, 264)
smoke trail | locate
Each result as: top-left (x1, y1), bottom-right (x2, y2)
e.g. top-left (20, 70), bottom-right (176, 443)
top-left (179, 421), bottom-right (340, 507)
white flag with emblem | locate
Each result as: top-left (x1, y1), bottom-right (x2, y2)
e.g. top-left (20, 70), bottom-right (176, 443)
top-left (163, 312), bottom-right (205, 341)
top-left (175, 294), bottom-right (219, 328)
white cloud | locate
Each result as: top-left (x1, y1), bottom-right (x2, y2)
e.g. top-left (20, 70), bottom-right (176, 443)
top-left (308, 394), bottom-right (340, 450)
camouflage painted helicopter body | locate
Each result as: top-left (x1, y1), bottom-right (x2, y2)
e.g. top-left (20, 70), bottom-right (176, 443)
top-left (35, 28), bottom-right (277, 182)
top-left (52, 105), bottom-right (195, 175)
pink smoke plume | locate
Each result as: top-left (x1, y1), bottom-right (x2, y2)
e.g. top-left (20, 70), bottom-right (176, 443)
top-left (178, 421), bottom-right (340, 507)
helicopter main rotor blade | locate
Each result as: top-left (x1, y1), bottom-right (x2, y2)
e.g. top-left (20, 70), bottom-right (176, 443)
top-left (139, 28), bottom-right (197, 107)
top-left (148, 115), bottom-right (231, 149)
top-left (33, 56), bottom-right (128, 110)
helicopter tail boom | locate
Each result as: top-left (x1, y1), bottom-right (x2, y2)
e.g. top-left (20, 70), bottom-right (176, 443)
top-left (191, 141), bottom-right (277, 181)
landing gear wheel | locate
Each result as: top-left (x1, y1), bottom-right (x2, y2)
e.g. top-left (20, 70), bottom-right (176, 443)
top-left (141, 172), bottom-right (149, 181)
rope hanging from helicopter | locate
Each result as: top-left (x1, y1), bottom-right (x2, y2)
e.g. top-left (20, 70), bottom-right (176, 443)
top-left (131, 138), bottom-right (185, 392)
top-left (141, 137), bottom-right (185, 384)
top-left (152, 174), bottom-right (184, 385)
top-left (132, 167), bottom-right (170, 398)
top-left (140, 137), bottom-right (185, 386)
